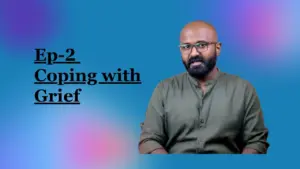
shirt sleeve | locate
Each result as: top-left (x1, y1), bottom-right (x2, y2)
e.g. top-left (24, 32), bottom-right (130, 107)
top-left (139, 82), bottom-right (168, 154)
top-left (242, 82), bottom-right (270, 154)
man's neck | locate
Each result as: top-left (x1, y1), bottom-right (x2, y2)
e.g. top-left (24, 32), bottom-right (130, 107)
top-left (199, 67), bottom-right (219, 84)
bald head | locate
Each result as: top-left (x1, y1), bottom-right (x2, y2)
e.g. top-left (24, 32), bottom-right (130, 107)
top-left (179, 21), bottom-right (222, 80)
top-left (180, 21), bottom-right (218, 43)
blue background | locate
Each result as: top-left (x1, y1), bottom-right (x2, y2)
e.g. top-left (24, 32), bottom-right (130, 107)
top-left (0, 0), bottom-right (300, 169)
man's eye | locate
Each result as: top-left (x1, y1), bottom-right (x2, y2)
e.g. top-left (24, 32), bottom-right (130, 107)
top-left (196, 43), bottom-right (208, 48)
top-left (181, 44), bottom-right (191, 49)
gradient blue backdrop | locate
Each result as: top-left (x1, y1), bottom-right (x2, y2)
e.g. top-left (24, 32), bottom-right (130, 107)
top-left (0, 0), bottom-right (300, 169)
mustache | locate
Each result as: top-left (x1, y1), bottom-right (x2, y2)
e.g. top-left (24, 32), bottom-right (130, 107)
top-left (188, 56), bottom-right (205, 66)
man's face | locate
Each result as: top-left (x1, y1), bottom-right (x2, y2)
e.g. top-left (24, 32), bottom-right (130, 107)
top-left (180, 27), bottom-right (221, 79)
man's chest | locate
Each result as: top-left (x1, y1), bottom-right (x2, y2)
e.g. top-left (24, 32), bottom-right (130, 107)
top-left (163, 85), bottom-right (245, 136)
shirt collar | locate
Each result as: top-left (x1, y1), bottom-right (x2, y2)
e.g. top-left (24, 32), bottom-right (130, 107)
top-left (187, 68), bottom-right (222, 87)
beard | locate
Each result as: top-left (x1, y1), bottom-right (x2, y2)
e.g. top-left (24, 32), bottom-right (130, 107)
top-left (183, 54), bottom-right (217, 79)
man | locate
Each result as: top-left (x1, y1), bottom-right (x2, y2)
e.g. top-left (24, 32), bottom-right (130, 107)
top-left (139, 21), bottom-right (269, 154)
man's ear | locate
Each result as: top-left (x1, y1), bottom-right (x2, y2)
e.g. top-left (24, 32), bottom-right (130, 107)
top-left (216, 42), bottom-right (222, 56)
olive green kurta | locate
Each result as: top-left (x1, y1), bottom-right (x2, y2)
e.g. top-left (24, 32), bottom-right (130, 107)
top-left (139, 71), bottom-right (269, 154)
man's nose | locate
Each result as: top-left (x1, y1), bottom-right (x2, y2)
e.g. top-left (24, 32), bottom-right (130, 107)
top-left (190, 46), bottom-right (199, 56)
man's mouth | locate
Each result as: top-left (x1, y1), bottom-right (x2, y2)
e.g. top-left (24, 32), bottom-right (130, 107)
top-left (190, 61), bottom-right (203, 67)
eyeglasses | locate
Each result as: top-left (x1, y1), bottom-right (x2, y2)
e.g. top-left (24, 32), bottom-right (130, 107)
top-left (179, 41), bottom-right (219, 53)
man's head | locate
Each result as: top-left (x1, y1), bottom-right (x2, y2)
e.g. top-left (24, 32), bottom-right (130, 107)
top-left (180, 21), bottom-right (222, 79)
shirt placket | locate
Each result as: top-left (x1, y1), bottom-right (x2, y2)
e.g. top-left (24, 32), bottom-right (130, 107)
top-left (196, 138), bottom-right (204, 153)
top-left (197, 98), bottom-right (206, 128)
top-left (195, 86), bottom-right (207, 153)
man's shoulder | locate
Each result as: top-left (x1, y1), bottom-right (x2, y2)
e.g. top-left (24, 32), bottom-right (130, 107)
top-left (157, 72), bottom-right (187, 89)
top-left (220, 72), bottom-right (255, 90)
top-left (221, 72), bottom-right (247, 82)
top-left (157, 72), bottom-right (187, 87)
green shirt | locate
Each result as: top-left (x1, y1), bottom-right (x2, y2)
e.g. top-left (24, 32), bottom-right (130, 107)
top-left (139, 71), bottom-right (269, 154)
